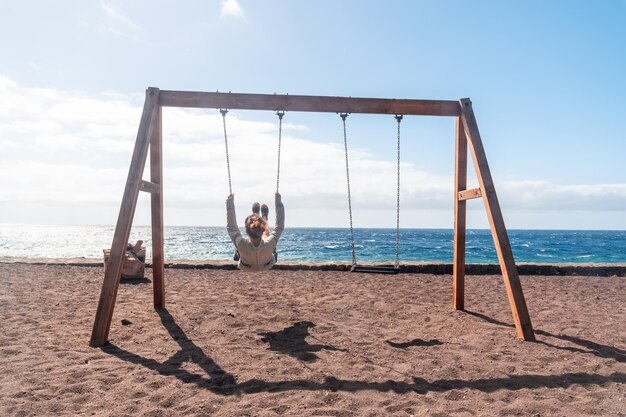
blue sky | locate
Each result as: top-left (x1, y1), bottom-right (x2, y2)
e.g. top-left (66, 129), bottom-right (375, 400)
top-left (0, 1), bottom-right (625, 229)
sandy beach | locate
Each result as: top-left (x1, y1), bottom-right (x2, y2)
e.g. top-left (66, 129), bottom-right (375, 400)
top-left (0, 262), bottom-right (624, 416)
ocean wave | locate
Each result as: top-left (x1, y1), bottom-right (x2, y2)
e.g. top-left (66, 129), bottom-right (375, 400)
top-left (1, 225), bottom-right (625, 263)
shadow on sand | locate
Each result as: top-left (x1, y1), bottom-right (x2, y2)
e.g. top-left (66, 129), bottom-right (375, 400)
top-left (101, 309), bottom-right (626, 396)
top-left (258, 321), bottom-right (347, 362)
top-left (464, 310), bottom-right (626, 363)
top-left (119, 277), bottom-right (152, 285)
top-left (385, 338), bottom-right (444, 349)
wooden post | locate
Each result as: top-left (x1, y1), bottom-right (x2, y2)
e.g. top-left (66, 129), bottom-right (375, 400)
top-left (453, 116), bottom-right (467, 310)
top-left (460, 98), bottom-right (535, 341)
top-left (151, 105), bottom-right (165, 309)
top-left (90, 88), bottom-right (160, 347)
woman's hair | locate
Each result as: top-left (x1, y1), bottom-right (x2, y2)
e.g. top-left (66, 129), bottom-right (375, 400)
top-left (245, 214), bottom-right (266, 240)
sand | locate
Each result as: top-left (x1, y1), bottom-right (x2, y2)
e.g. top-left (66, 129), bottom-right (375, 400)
top-left (0, 263), bottom-right (624, 416)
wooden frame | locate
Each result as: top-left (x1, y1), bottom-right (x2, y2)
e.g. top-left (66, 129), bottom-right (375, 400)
top-left (89, 89), bottom-right (535, 347)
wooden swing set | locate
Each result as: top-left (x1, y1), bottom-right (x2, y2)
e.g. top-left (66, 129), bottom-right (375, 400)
top-left (89, 88), bottom-right (535, 347)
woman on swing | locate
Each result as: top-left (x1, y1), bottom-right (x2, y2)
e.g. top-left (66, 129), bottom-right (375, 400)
top-left (226, 193), bottom-right (284, 270)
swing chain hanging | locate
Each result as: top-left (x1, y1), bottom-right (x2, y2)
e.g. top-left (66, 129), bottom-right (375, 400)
top-left (395, 114), bottom-right (403, 269)
top-left (340, 112), bottom-right (357, 266)
top-left (220, 109), bottom-right (233, 195)
top-left (276, 110), bottom-right (285, 194)
top-left (220, 108), bottom-right (240, 261)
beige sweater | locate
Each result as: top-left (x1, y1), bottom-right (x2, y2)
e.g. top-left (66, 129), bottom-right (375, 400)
top-left (226, 195), bottom-right (285, 271)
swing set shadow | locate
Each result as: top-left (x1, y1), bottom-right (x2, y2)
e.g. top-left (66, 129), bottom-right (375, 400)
top-left (92, 89), bottom-right (535, 347)
top-left (464, 310), bottom-right (626, 363)
top-left (101, 309), bottom-right (626, 397)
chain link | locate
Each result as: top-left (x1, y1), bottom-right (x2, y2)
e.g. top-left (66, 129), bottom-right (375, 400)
top-left (220, 109), bottom-right (232, 195)
top-left (395, 114), bottom-right (403, 268)
top-left (276, 111), bottom-right (285, 194)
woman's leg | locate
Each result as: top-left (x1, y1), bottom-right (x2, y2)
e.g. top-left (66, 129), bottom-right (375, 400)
top-left (262, 203), bottom-right (276, 260)
top-left (261, 204), bottom-right (270, 237)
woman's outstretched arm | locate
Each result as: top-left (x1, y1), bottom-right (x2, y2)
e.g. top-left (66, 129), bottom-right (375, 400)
top-left (270, 193), bottom-right (285, 241)
top-left (226, 194), bottom-right (242, 245)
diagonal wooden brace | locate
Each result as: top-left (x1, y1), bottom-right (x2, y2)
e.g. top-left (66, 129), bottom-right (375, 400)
top-left (460, 98), bottom-right (535, 341)
top-left (90, 88), bottom-right (160, 347)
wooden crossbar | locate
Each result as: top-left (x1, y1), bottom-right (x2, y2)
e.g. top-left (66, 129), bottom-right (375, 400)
top-left (139, 180), bottom-right (160, 194)
top-left (158, 90), bottom-right (461, 116)
top-left (458, 188), bottom-right (482, 201)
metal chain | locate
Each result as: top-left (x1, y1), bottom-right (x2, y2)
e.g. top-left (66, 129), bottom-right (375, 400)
top-left (395, 114), bottom-right (403, 268)
top-left (276, 111), bottom-right (285, 194)
top-left (220, 109), bottom-right (232, 195)
top-left (341, 113), bottom-right (357, 266)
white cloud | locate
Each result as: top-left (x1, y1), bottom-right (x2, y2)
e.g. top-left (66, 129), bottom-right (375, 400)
top-left (0, 74), bottom-right (17, 89)
top-left (497, 180), bottom-right (626, 211)
top-left (100, 2), bottom-right (144, 40)
top-left (283, 123), bottom-right (310, 132)
top-left (220, 0), bottom-right (243, 19)
top-left (0, 161), bottom-right (126, 203)
top-left (0, 74), bottom-right (624, 229)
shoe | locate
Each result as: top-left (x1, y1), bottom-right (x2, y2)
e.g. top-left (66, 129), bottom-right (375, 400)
top-left (261, 204), bottom-right (269, 220)
top-left (252, 202), bottom-right (260, 214)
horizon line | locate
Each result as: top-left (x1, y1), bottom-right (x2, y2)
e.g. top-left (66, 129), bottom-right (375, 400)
top-left (1, 223), bottom-right (625, 232)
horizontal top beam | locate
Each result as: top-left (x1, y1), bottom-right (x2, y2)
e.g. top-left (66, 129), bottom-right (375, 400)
top-left (157, 89), bottom-right (462, 117)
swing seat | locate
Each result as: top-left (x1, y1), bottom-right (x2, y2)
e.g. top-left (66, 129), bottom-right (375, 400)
top-left (350, 265), bottom-right (400, 274)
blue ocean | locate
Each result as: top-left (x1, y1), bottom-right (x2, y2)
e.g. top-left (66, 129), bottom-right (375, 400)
top-left (1, 225), bottom-right (625, 263)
